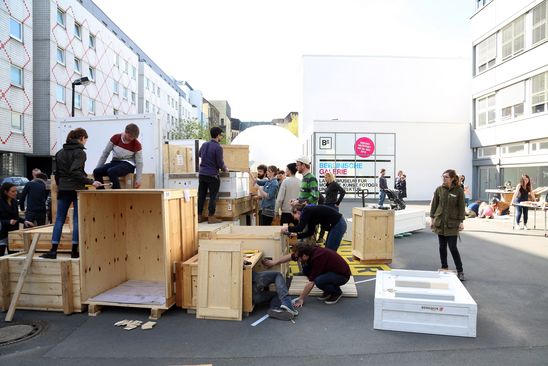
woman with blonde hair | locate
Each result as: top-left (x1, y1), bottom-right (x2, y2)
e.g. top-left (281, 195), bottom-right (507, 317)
top-left (323, 172), bottom-right (346, 211)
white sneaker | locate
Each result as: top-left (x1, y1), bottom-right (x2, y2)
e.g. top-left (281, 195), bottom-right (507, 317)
top-left (519, 226), bottom-right (525, 230)
top-left (523, 226), bottom-right (528, 231)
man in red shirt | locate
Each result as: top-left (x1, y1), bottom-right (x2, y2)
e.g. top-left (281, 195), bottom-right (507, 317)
top-left (263, 242), bottom-right (350, 306)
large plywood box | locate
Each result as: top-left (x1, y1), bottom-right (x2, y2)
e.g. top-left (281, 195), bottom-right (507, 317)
top-left (222, 145), bottom-right (249, 172)
top-left (374, 269), bottom-right (477, 337)
top-left (78, 189), bottom-right (198, 312)
top-left (163, 144), bottom-right (193, 174)
top-left (9, 225), bottom-right (72, 252)
top-left (209, 225), bottom-right (289, 274)
top-left (196, 240), bottom-right (243, 320)
top-left (202, 196), bottom-right (253, 219)
top-left (0, 253), bottom-right (81, 313)
top-left (352, 208), bottom-right (394, 263)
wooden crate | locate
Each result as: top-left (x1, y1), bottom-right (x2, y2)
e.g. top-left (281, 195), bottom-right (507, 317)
top-left (196, 240), bottom-right (243, 321)
top-left (99, 173), bottom-right (156, 189)
top-left (9, 225), bottom-right (73, 252)
top-left (78, 189), bottom-right (197, 319)
top-left (163, 144), bottom-right (193, 174)
top-left (0, 253), bottom-right (81, 313)
top-left (176, 251), bottom-right (262, 314)
top-left (352, 208), bottom-right (394, 263)
top-left (208, 225), bottom-right (289, 274)
top-left (222, 144), bottom-right (249, 172)
top-left (202, 196), bottom-right (253, 219)
top-left (198, 222), bottom-right (231, 240)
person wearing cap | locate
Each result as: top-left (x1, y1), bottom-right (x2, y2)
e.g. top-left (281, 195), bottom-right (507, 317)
top-left (296, 156), bottom-right (319, 205)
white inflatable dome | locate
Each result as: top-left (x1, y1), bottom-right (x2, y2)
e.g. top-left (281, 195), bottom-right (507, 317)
top-left (232, 125), bottom-right (300, 171)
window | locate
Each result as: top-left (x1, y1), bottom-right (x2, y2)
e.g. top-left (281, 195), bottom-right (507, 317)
top-left (74, 22), bottom-right (82, 39)
top-left (113, 109), bottom-right (119, 115)
top-left (476, 0), bottom-right (493, 10)
top-left (157, 87), bottom-right (160, 97)
top-left (530, 139), bottom-right (548, 154)
top-left (88, 66), bottom-right (95, 81)
top-left (10, 17), bottom-right (22, 42)
top-left (478, 146), bottom-right (497, 158)
top-left (501, 143), bottom-right (525, 156)
top-left (56, 47), bottom-right (65, 65)
top-left (88, 98), bottom-right (96, 114)
top-left (475, 34), bottom-right (496, 74)
top-left (146, 78), bottom-right (150, 90)
top-left (74, 92), bottom-right (82, 109)
top-left (145, 100), bottom-right (150, 113)
top-left (532, 71), bottom-right (548, 113)
top-left (131, 65), bottom-right (136, 79)
top-left (123, 87), bottom-right (128, 100)
top-left (74, 57), bottom-right (81, 74)
top-left (533, 1), bottom-right (548, 45)
top-left (11, 112), bottom-right (23, 131)
top-left (124, 60), bottom-right (128, 74)
top-left (502, 16), bottom-right (524, 60)
top-left (152, 82), bottom-right (156, 95)
top-left (89, 33), bottom-right (96, 49)
top-left (113, 80), bottom-right (119, 94)
top-left (10, 65), bottom-right (23, 87)
top-left (57, 8), bottom-right (66, 27)
top-left (115, 54), bottom-right (119, 68)
top-left (56, 84), bottom-right (65, 103)
top-left (131, 92), bottom-right (136, 104)
top-left (476, 94), bottom-right (496, 127)
top-left (499, 82), bottom-right (524, 121)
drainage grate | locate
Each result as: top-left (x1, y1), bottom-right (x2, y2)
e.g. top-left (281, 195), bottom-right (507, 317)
top-left (0, 320), bottom-right (46, 347)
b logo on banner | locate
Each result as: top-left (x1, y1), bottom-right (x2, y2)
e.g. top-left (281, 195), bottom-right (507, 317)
top-left (319, 137), bottom-right (332, 150)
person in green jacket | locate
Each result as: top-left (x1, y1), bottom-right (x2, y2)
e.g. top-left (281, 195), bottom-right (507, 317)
top-left (430, 169), bottom-right (466, 281)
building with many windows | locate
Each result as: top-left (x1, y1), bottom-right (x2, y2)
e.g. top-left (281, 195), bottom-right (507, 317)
top-left (472, 0), bottom-right (548, 199)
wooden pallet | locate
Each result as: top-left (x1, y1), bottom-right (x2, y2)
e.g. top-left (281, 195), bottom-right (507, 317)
top-left (87, 301), bottom-right (170, 320)
top-left (288, 275), bottom-right (358, 297)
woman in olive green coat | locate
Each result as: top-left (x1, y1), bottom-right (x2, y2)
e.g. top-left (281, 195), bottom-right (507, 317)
top-left (430, 169), bottom-right (466, 281)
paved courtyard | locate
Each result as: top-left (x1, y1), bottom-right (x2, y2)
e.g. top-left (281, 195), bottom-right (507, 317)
top-left (1, 201), bottom-right (547, 366)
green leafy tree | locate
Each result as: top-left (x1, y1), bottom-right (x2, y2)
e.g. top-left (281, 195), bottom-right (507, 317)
top-left (168, 118), bottom-right (209, 140)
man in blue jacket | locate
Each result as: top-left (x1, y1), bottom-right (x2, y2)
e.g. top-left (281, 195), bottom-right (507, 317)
top-left (20, 172), bottom-right (49, 227)
top-left (198, 126), bottom-right (228, 224)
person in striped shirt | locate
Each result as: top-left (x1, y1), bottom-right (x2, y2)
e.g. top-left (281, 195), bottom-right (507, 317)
top-left (94, 123), bottom-right (143, 189)
top-left (296, 156), bottom-right (319, 205)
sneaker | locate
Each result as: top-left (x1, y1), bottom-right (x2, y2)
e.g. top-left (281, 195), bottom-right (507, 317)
top-left (280, 299), bottom-right (299, 316)
top-left (208, 216), bottom-right (222, 224)
top-left (40, 251), bottom-right (57, 259)
top-left (519, 226), bottom-right (525, 230)
top-left (457, 272), bottom-right (465, 281)
top-left (267, 307), bottom-right (294, 321)
top-left (523, 226), bottom-right (528, 231)
top-left (324, 293), bottom-right (343, 305)
top-left (318, 292), bottom-right (331, 301)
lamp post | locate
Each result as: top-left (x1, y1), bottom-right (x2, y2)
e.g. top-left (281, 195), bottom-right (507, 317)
top-left (71, 76), bottom-right (90, 117)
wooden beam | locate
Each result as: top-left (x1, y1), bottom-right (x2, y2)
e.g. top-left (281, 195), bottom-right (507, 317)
top-left (0, 259), bottom-right (9, 311)
top-left (60, 260), bottom-right (74, 314)
top-left (5, 233), bottom-right (40, 321)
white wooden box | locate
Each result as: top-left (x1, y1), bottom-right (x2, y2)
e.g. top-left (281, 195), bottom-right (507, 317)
top-left (165, 172), bottom-right (249, 199)
top-left (394, 209), bottom-right (426, 235)
top-left (374, 269), bottom-right (477, 337)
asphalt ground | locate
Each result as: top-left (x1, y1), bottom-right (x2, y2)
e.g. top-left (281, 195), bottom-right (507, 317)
top-left (1, 200), bottom-right (547, 366)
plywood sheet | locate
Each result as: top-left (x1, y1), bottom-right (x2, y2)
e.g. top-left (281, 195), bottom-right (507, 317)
top-left (288, 275), bottom-right (358, 297)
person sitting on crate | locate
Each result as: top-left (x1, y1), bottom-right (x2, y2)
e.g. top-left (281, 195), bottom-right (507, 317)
top-left (263, 242), bottom-right (350, 306)
top-left (94, 123), bottom-right (143, 189)
top-left (252, 267), bottom-right (299, 321)
top-left (197, 126), bottom-right (228, 224)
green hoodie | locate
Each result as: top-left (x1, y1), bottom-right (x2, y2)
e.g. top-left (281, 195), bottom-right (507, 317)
top-left (430, 184), bottom-right (465, 236)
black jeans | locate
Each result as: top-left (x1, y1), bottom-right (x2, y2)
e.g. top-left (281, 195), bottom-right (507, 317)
top-left (260, 214), bottom-right (274, 226)
top-left (198, 174), bottom-right (220, 216)
top-left (24, 210), bottom-right (46, 227)
top-left (93, 161), bottom-right (135, 189)
top-left (438, 235), bottom-right (463, 272)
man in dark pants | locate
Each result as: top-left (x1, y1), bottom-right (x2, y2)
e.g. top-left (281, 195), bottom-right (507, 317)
top-left (198, 126), bottom-right (228, 224)
top-left (19, 172), bottom-right (49, 227)
top-left (378, 168), bottom-right (388, 208)
top-left (252, 269), bottom-right (298, 320)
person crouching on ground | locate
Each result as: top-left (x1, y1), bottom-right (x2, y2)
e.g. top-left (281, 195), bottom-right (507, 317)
top-left (252, 268), bottom-right (298, 320)
top-left (263, 242), bottom-right (350, 306)
top-left (478, 202), bottom-right (494, 219)
top-left (94, 123), bottom-right (143, 189)
top-left (491, 198), bottom-right (510, 216)
top-left (430, 169), bottom-right (465, 281)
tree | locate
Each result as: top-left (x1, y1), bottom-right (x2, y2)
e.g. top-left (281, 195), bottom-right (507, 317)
top-left (167, 118), bottom-right (209, 140)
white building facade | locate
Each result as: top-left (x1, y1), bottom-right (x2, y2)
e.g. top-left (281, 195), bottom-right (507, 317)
top-left (472, 0), bottom-right (548, 199)
top-left (302, 55), bottom-right (472, 201)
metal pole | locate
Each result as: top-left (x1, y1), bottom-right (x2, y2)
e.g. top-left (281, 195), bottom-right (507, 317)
top-left (71, 83), bottom-right (75, 117)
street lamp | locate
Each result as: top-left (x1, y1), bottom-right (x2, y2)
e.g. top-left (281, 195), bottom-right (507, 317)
top-left (71, 76), bottom-right (90, 117)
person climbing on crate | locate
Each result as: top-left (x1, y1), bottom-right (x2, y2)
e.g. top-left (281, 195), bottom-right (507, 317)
top-left (197, 126), bottom-right (228, 224)
top-left (263, 242), bottom-right (350, 306)
top-left (94, 123), bottom-right (143, 189)
top-left (252, 268), bottom-right (298, 321)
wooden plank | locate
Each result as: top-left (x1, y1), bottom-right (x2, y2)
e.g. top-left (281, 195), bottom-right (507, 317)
top-left (242, 252), bottom-right (262, 313)
top-left (288, 275), bottom-right (358, 297)
top-left (202, 196), bottom-right (253, 219)
top-left (175, 262), bottom-right (184, 307)
top-left (196, 240), bottom-right (243, 321)
top-left (198, 222), bottom-right (231, 240)
top-left (222, 145), bottom-right (249, 172)
top-left (5, 233), bottom-right (40, 321)
top-left (0, 259), bottom-right (9, 311)
top-left (180, 254), bottom-right (198, 309)
top-left (60, 260), bottom-right (74, 314)
top-left (15, 293), bottom-right (82, 311)
top-left (9, 225), bottom-right (73, 252)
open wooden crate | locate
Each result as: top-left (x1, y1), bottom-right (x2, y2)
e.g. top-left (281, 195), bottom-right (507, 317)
top-left (78, 189), bottom-right (197, 319)
top-left (0, 253), bottom-right (81, 314)
top-left (206, 225), bottom-right (289, 274)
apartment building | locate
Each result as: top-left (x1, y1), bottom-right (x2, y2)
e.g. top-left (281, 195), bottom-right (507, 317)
top-left (472, 0), bottom-right (548, 199)
top-left (210, 100), bottom-right (232, 141)
top-left (0, 0), bottom-right (33, 176)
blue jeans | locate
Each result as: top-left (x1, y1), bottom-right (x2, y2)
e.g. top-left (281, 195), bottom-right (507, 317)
top-left (93, 160), bottom-right (135, 189)
top-left (515, 199), bottom-right (529, 225)
top-left (52, 190), bottom-right (78, 246)
top-left (378, 190), bottom-right (386, 206)
top-left (314, 272), bottom-right (349, 297)
top-left (252, 271), bottom-right (290, 308)
top-left (325, 217), bottom-right (347, 251)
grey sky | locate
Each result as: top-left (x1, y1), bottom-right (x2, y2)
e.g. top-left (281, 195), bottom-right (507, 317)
top-left (92, 0), bottom-right (471, 121)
